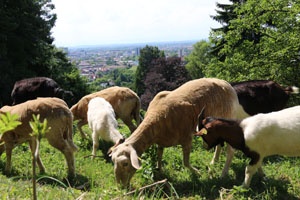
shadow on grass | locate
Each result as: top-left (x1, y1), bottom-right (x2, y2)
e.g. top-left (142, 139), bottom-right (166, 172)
top-left (5, 170), bottom-right (91, 192)
top-left (150, 162), bottom-right (298, 199)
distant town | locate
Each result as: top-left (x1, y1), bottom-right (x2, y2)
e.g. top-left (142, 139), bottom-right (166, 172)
top-left (64, 40), bottom-right (198, 81)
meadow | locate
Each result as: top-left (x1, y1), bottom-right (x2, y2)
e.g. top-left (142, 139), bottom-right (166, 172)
top-left (1, 121), bottom-right (300, 199)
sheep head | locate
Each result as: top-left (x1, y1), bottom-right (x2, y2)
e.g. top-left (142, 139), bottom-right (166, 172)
top-left (109, 143), bottom-right (141, 187)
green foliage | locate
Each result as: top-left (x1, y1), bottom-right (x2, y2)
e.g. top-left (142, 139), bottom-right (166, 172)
top-left (135, 45), bottom-right (165, 96)
top-left (185, 40), bottom-right (213, 79)
top-left (0, 112), bottom-right (21, 134)
top-left (29, 114), bottom-right (50, 140)
top-left (0, 0), bottom-right (89, 106)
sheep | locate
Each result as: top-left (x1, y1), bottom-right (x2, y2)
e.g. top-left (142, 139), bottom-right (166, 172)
top-left (211, 80), bottom-right (299, 172)
top-left (232, 80), bottom-right (299, 115)
top-left (11, 77), bottom-right (73, 105)
top-left (109, 78), bottom-right (247, 187)
top-left (87, 97), bottom-right (125, 159)
top-left (70, 86), bottom-right (141, 139)
top-left (196, 105), bottom-right (300, 188)
top-left (0, 97), bottom-right (78, 177)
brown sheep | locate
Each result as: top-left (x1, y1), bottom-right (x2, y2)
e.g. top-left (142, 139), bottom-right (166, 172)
top-left (109, 78), bottom-right (246, 187)
top-left (70, 86), bottom-right (141, 138)
top-left (0, 97), bottom-right (78, 177)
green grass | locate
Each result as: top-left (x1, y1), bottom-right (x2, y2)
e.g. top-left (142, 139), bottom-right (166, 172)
top-left (1, 121), bottom-right (300, 199)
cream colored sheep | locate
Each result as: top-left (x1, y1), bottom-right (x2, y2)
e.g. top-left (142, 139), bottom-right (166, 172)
top-left (109, 78), bottom-right (246, 187)
top-left (87, 97), bottom-right (124, 159)
top-left (71, 86), bottom-right (141, 138)
top-left (0, 97), bottom-right (78, 177)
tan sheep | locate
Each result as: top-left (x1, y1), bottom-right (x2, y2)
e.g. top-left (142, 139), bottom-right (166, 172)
top-left (109, 78), bottom-right (246, 187)
top-left (0, 97), bottom-right (78, 177)
top-left (70, 86), bottom-right (141, 138)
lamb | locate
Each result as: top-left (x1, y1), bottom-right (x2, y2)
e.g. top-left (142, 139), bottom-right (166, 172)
top-left (87, 97), bottom-right (125, 159)
top-left (0, 97), bottom-right (78, 177)
top-left (71, 86), bottom-right (141, 138)
top-left (196, 105), bottom-right (300, 188)
top-left (109, 78), bottom-right (246, 187)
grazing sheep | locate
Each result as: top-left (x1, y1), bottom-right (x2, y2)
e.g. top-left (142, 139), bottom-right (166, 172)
top-left (0, 97), bottom-right (78, 177)
top-left (11, 77), bottom-right (73, 105)
top-left (109, 78), bottom-right (246, 187)
top-left (87, 97), bottom-right (125, 159)
top-left (71, 86), bottom-right (141, 138)
top-left (232, 80), bottom-right (299, 115)
top-left (196, 105), bottom-right (300, 188)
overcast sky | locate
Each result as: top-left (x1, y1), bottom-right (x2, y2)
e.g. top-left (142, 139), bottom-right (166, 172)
top-left (51, 0), bottom-right (230, 47)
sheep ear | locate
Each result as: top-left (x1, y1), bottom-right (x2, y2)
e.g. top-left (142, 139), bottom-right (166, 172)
top-left (194, 128), bottom-right (207, 136)
top-left (130, 148), bottom-right (142, 170)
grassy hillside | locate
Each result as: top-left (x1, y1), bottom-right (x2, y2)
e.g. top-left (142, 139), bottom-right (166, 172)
top-left (0, 121), bottom-right (300, 199)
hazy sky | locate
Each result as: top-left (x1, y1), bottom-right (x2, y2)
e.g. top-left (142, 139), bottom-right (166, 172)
top-left (51, 0), bottom-right (230, 47)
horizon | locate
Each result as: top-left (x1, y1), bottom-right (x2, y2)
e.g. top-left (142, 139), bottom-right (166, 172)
top-left (64, 39), bottom-right (201, 49)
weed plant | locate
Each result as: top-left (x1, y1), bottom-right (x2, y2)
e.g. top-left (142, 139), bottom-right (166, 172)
top-left (0, 120), bottom-right (300, 199)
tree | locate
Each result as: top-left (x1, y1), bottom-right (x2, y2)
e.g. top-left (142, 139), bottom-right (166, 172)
top-left (209, 0), bottom-right (300, 83)
top-left (135, 45), bottom-right (165, 96)
top-left (141, 57), bottom-right (191, 109)
top-left (210, 0), bottom-right (244, 61)
top-left (185, 40), bottom-right (213, 79)
top-left (0, 0), bottom-right (90, 106)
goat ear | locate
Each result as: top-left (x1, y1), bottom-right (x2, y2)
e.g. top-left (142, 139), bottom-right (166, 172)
top-left (130, 148), bottom-right (142, 170)
top-left (194, 128), bottom-right (207, 136)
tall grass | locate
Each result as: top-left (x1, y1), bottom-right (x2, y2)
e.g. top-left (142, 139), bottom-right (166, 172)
top-left (0, 121), bottom-right (300, 199)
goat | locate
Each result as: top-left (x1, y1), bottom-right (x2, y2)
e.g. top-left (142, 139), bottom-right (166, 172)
top-left (109, 78), bottom-right (246, 187)
top-left (0, 97), bottom-right (78, 177)
top-left (71, 86), bottom-right (141, 139)
top-left (196, 105), bottom-right (300, 188)
top-left (11, 77), bottom-right (73, 105)
top-left (211, 80), bottom-right (299, 173)
top-left (87, 97), bottom-right (124, 159)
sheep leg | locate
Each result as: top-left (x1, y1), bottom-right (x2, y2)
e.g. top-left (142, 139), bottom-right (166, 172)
top-left (4, 143), bottom-right (13, 175)
top-left (0, 143), bottom-right (5, 156)
top-left (122, 118), bottom-right (136, 133)
top-left (157, 146), bottom-right (164, 171)
top-left (92, 132), bottom-right (99, 160)
top-left (242, 158), bottom-right (263, 188)
top-left (77, 120), bottom-right (88, 139)
top-left (62, 147), bottom-right (76, 178)
top-left (182, 143), bottom-right (199, 174)
top-left (221, 144), bottom-right (235, 177)
top-left (29, 139), bottom-right (46, 174)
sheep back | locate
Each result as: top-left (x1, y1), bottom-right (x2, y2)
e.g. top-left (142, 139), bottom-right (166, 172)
top-left (0, 97), bottom-right (77, 150)
top-left (128, 78), bottom-right (241, 147)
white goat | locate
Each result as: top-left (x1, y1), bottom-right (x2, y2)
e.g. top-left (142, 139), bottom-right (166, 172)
top-left (196, 105), bottom-right (300, 188)
top-left (87, 97), bottom-right (124, 159)
top-left (109, 78), bottom-right (246, 187)
top-left (0, 97), bottom-right (78, 177)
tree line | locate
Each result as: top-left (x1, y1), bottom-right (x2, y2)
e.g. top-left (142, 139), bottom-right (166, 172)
top-left (1, 0), bottom-right (299, 108)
